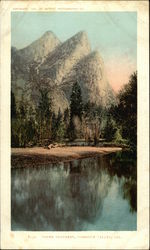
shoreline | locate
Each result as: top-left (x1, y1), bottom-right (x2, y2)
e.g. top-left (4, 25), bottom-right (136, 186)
top-left (11, 146), bottom-right (122, 169)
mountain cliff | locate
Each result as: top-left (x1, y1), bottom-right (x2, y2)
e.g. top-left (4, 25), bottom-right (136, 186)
top-left (18, 31), bottom-right (61, 64)
top-left (11, 30), bottom-right (115, 113)
top-left (11, 31), bottom-right (61, 103)
top-left (61, 50), bottom-right (115, 106)
top-left (39, 31), bottom-right (91, 86)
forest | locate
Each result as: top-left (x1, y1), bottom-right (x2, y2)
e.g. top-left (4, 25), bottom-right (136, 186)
top-left (11, 72), bottom-right (137, 153)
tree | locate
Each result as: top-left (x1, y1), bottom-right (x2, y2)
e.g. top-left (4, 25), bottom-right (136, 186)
top-left (111, 72), bottom-right (137, 149)
top-left (17, 99), bottom-right (28, 147)
top-left (68, 119), bottom-right (76, 141)
top-left (63, 108), bottom-right (70, 138)
top-left (38, 89), bottom-right (52, 141)
top-left (68, 82), bottom-right (83, 140)
top-left (103, 116), bottom-right (117, 142)
top-left (70, 82), bottom-right (83, 120)
top-left (51, 109), bottom-right (65, 142)
top-left (26, 106), bottom-right (38, 145)
top-left (55, 109), bottom-right (65, 142)
top-left (83, 101), bottom-right (104, 142)
top-left (51, 112), bottom-right (57, 141)
top-left (11, 94), bottom-right (28, 147)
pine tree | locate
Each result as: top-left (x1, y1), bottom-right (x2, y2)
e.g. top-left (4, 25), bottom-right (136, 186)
top-left (51, 109), bottom-right (65, 142)
top-left (55, 109), bottom-right (65, 142)
top-left (51, 112), bottom-right (57, 141)
top-left (38, 89), bottom-right (52, 141)
top-left (68, 82), bottom-right (83, 140)
top-left (18, 99), bottom-right (28, 147)
top-left (63, 108), bottom-right (70, 138)
top-left (70, 82), bottom-right (83, 120)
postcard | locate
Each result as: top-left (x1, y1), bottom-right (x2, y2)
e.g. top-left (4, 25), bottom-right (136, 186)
top-left (0, 1), bottom-right (149, 249)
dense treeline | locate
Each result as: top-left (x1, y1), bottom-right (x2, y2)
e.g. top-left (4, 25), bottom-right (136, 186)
top-left (112, 72), bottom-right (137, 148)
top-left (110, 71), bottom-right (137, 152)
top-left (11, 82), bottom-right (106, 147)
top-left (11, 72), bottom-right (137, 151)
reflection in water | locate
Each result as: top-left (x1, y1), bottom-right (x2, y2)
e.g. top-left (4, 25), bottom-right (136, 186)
top-left (11, 152), bottom-right (137, 231)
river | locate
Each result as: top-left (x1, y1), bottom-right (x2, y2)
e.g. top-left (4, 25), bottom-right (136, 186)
top-left (11, 151), bottom-right (137, 231)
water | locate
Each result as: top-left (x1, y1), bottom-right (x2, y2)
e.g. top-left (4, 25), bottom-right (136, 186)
top-left (11, 151), bottom-right (137, 231)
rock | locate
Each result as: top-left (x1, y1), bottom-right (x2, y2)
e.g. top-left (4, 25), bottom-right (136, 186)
top-left (16, 31), bottom-right (61, 64)
top-left (11, 30), bottom-right (116, 113)
top-left (40, 31), bottom-right (91, 85)
top-left (62, 50), bottom-right (115, 107)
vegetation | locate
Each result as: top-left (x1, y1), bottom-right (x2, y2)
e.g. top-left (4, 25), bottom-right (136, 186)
top-left (68, 82), bottom-right (83, 140)
top-left (37, 89), bottom-right (52, 141)
top-left (11, 72), bottom-right (137, 150)
top-left (111, 72), bottom-right (137, 151)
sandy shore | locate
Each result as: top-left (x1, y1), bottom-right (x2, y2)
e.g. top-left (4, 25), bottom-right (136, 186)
top-left (11, 146), bottom-right (122, 168)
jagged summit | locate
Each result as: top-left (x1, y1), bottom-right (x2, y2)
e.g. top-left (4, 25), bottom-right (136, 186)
top-left (70, 30), bottom-right (89, 42)
top-left (37, 30), bottom-right (60, 43)
top-left (18, 31), bottom-right (61, 63)
top-left (40, 31), bottom-right (91, 85)
top-left (62, 30), bottom-right (91, 51)
top-left (42, 30), bottom-right (55, 36)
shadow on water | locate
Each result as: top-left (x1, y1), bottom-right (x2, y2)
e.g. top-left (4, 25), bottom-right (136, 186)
top-left (11, 151), bottom-right (137, 231)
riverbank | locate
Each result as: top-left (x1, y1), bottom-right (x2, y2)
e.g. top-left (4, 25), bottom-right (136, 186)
top-left (11, 146), bottom-right (122, 168)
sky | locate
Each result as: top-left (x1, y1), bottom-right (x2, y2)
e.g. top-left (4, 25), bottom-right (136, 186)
top-left (11, 12), bottom-right (137, 92)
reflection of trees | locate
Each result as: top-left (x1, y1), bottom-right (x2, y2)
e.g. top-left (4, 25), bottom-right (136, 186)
top-left (11, 165), bottom-right (73, 231)
top-left (11, 157), bottom-right (112, 231)
top-left (69, 157), bottom-right (112, 223)
top-left (122, 178), bottom-right (137, 213)
top-left (102, 151), bottom-right (137, 213)
top-left (11, 152), bottom-right (137, 231)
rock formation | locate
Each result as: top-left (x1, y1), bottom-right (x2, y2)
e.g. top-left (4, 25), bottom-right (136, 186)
top-left (11, 30), bottom-right (115, 113)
